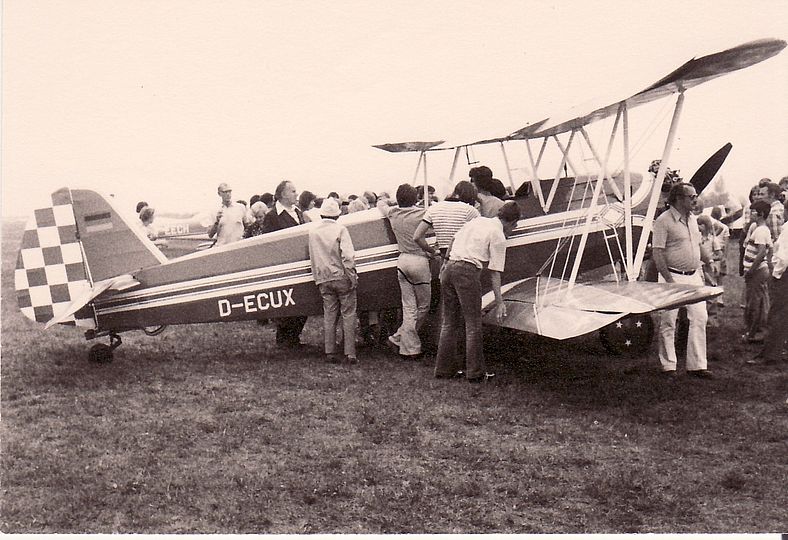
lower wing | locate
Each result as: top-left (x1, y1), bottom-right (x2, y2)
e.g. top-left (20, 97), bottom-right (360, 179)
top-left (482, 277), bottom-right (722, 340)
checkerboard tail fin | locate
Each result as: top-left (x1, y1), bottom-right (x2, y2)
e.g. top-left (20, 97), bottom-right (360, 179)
top-left (15, 188), bottom-right (96, 327)
top-left (15, 187), bottom-right (158, 328)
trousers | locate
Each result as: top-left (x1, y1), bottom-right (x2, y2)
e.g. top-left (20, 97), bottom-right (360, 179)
top-left (318, 277), bottom-right (357, 357)
top-left (658, 270), bottom-right (708, 371)
top-left (434, 260), bottom-right (485, 380)
top-left (761, 274), bottom-right (787, 362)
top-left (744, 265), bottom-right (770, 338)
top-left (390, 253), bottom-right (432, 355)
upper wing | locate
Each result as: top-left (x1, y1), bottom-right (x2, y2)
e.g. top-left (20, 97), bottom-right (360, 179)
top-left (530, 39), bottom-right (786, 137)
top-left (372, 39), bottom-right (786, 152)
top-left (482, 277), bottom-right (722, 340)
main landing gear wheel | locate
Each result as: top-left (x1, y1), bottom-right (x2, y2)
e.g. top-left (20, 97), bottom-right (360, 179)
top-left (599, 314), bottom-right (654, 357)
top-left (88, 333), bottom-right (122, 363)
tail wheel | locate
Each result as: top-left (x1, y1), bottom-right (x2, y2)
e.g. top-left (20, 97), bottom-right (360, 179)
top-left (599, 314), bottom-right (655, 356)
top-left (87, 333), bottom-right (122, 363)
top-left (88, 343), bottom-right (114, 363)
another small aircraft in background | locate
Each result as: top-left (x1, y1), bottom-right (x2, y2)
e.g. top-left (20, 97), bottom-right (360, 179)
top-left (152, 211), bottom-right (215, 257)
top-left (13, 38), bottom-right (785, 362)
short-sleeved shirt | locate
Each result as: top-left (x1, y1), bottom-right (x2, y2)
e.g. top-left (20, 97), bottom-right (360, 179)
top-left (449, 216), bottom-right (508, 272)
top-left (771, 221), bottom-right (788, 279)
top-left (651, 206), bottom-right (701, 272)
top-left (478, 193), bottom-right (506, 218)
top-left (422, 200), bottom-right (480, 250)
top-left (766, 200), bottom-right (785, 242)
top-left (382, 205), bottom-right (426, 257)
top-left (743, 223), bottom-right (772, 272)
top-left (215, 202), bottom-right (251, 246)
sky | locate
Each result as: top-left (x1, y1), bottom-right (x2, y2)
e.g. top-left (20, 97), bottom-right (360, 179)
top-left (2, 0), bottom-right (787, 217)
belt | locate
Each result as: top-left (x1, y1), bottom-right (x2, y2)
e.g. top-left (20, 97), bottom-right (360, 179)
top-left (668, 267), bottom-right (696, 276)
top-left (447, 259), bottom-right (480, 270)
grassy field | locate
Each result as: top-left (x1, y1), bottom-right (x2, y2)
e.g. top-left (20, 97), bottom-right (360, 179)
top-left (1, 217), bottom-right (786, 533)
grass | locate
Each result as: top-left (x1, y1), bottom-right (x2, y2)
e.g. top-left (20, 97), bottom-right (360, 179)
top-left (1, 218), bottom-right (786, 533)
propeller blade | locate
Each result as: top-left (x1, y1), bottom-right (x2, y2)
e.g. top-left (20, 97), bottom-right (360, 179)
top-left (689, 142), bottom-right (732, 194)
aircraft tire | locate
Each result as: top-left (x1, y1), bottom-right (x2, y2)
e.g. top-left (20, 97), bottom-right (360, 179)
top-left (599, 314), bottom-right (655, 357)
top-left (88, 343), bottom-right (114, 363)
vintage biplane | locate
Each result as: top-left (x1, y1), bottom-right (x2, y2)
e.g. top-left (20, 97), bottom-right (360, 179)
top-left (14, 38), bottom-right (785, 362)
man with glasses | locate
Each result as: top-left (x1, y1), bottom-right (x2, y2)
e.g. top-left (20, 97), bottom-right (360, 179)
top-left (652, 183), bottom-right (713, 379)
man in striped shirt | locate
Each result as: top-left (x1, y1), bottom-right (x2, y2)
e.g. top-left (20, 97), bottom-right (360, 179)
top-left (413, 181), bottom-right (480, 259)
top-left (412, 181), bottom-right (480, 353)
top-left (759, 182), bottom-right (784, 242)
top-left (742, 200), bottom-right (773, 343)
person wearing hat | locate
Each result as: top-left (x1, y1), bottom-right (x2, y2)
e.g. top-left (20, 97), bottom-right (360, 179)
top-left (308, 197), bottom-right (359, 364)
top-left (208, 182), bottom-right (252, 246)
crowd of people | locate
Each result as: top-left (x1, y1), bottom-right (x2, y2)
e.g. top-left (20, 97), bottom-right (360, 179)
top-left (651, 175), bottom-right (788, 377)
top-left (737, 177), bottom-right (788, 366)
top-left (132, 169), bottom-right (787, 381)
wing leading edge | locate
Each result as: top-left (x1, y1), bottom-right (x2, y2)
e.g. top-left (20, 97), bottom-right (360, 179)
top-left (482, 278), bottom-right (722, 340)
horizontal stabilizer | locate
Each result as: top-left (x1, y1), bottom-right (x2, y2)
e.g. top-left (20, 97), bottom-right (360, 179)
top-left (44, 274), bottom-right (139, 329)
top-left (482, 278), bottom-right (722, 340)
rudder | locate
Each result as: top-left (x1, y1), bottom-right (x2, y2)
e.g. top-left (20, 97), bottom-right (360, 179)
top-left (15, 187), bottom-right (165, 327)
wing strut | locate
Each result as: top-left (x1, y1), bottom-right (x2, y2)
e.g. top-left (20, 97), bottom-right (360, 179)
top-left (525, 138), bottom-right (548, 209)
top-left (499, 142), bottom-right (516, 194)
top-left (632, 91), bottom-right (686, 277)
top-left (544, 130), bottom-right (577, 212)
top-left (448, 146), bottom-right (462, 186)
top-left (579, 127), bottom-right (625, 202)
top-left (622, 102), bottom-right (635, 280)
top-left (566, 103), bottom-right (625, 289)
top-left (411, 150), bottom-right (433, 208)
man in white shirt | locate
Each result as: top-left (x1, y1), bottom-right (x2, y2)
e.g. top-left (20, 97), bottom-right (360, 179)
top-left (208, 183), bottom-right (253, 246)
top-left (433, 202), bottom-right (521, 383)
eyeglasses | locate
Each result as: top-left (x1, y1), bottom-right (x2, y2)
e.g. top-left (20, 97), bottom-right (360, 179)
top-left (682, 193), bottom-right (698, 200)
